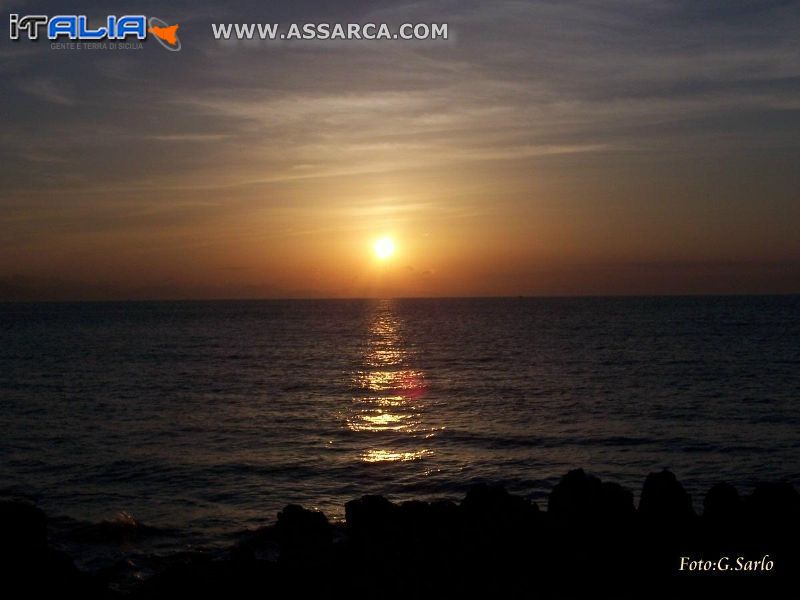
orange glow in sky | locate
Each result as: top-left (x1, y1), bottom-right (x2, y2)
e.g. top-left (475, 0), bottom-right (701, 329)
top-left (2, 2), bottom-right (799, 301)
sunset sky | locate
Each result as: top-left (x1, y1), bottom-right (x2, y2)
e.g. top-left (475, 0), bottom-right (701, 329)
top-left (1, 0), bottom-right (799, 299)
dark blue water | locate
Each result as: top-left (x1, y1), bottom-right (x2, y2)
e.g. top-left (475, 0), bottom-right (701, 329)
top-left (1, 297), bottom-right (799, 570)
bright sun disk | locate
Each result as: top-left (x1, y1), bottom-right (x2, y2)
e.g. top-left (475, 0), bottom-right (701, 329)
top-left (374, 237), bottom-right (395, 260)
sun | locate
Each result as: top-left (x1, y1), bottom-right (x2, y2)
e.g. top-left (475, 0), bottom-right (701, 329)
top-left (373, 237), bottom-right (395, 261)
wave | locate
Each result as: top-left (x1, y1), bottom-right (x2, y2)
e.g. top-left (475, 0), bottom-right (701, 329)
top-left (441, 429), bottom-right (657, 449)
top-left (54, 512), bottom-right (175, 544)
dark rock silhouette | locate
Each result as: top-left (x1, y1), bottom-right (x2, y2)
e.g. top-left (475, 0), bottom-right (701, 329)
top-left (548, 468), bottom-right (635, 524)
top-left (460, 482), bottom-right (539, 537)
top-left (746, 481), bottom-right (800, 525)
top-left (704, 482), bottom-right (743, 523)
top-left (640, 468), bottom-right (696, 523)
top-left (0, 500), bottom-right (107, 597)
top-left (275, 504), bottom-right (332, 563)
top-left (0, 500), bottom-right (47, 550)
top-left (3, 472), bottom-right (798, 598)
top-left (345, 493), bottom-right (401, 553)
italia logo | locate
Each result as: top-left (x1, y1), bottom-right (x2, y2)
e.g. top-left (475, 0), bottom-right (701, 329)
top-left (148, 17), bottom-right (181, 51)
top-left (8, 14), bottom-right (181, 51)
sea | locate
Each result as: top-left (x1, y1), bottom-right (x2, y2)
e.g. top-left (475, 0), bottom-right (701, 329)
top-left (1, 296), bottom-right (799, 574)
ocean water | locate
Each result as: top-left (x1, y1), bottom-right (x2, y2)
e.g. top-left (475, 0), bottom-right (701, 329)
top-left (1, 296), bottom-right (799, 569)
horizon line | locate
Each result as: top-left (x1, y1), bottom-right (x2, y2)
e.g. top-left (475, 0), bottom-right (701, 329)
top-left (2, 291), bottom-right (799, 304)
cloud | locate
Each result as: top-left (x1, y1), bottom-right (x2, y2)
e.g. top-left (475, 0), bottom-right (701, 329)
top-left (4, 0), bottom-right (800, 195)
top-left (17, 77), bottom-right (76, 105)
top-left (0, 0), bottom-right (799, 297)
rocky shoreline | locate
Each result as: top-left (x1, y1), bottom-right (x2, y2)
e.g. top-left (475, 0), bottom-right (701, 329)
top-left (2, 469), bottom-right (797, 598)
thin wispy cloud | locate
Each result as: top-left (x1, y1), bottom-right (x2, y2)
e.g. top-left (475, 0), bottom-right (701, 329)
top-left (17, 77), bottom-right (76, 105)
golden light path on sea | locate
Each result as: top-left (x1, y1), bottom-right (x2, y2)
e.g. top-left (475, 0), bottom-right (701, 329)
top-left (347, 300), bottom-right (433, 463)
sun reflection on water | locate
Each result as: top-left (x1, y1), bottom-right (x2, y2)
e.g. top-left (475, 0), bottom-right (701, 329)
top-left (347, 300), bottom-right (433, 463)
top-left (360, 449), bottom-right (431, 463)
